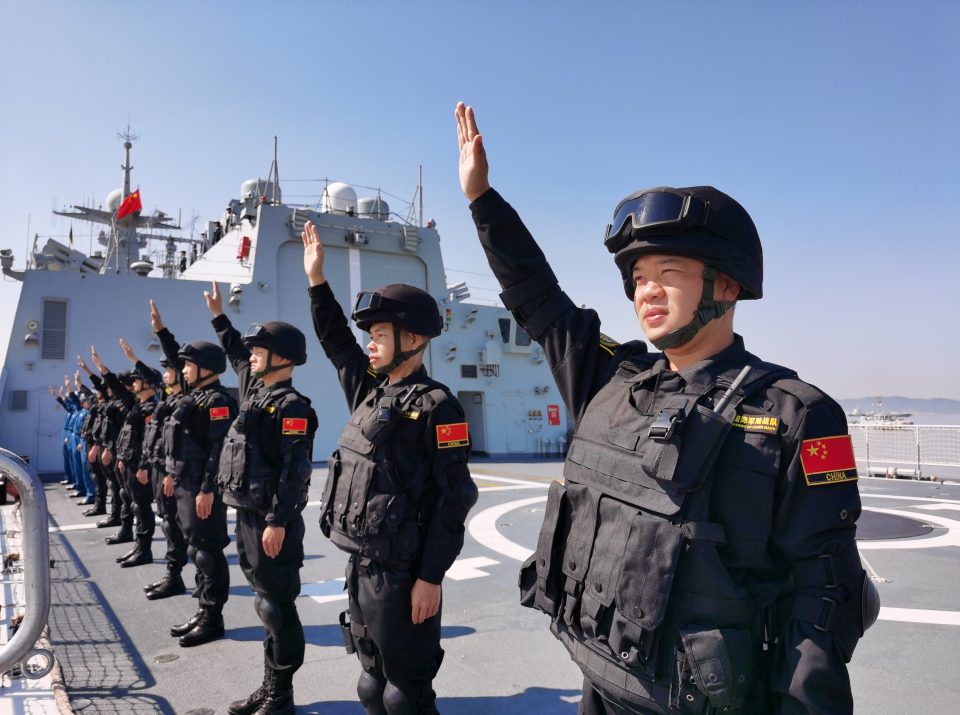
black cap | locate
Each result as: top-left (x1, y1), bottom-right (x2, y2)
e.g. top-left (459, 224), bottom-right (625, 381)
top-left (607, 186), bottom-right (763, 301)
top-left (242, 322), bottom-right (307, 365)
top-left (177, 341), bottom-right (227, 374)
top-left (352, 284), bottom-right (443, 337)
top-left (117, 371), bottom-right (138, 387)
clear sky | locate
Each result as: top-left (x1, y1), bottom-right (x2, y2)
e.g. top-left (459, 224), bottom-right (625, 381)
top-left (1, 0), bottom-right (958, 399)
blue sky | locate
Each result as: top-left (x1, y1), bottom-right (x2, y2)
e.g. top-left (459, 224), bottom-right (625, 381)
top-left (1, 0), bottom-right (958, 399)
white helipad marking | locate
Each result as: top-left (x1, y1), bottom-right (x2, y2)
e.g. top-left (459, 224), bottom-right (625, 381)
top-left (879, 607), bottom-right (960, 626)
top-left (468, 495), bottom-right (547, 562)
top-left (858, 507), bottom-right (960, 549)
top-left (916, 504), bottom-right (960, 512)
top-left (48, 522), bottom-right (99, 533)
top-left (302, 577), bottom-right (348, 604)
top-left (444, 556), bottom-right (499, 580)
top-left (861, 494), bottom-right (960, 505)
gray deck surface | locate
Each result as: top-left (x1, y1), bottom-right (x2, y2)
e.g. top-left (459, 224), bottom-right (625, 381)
top-left (40, 462), bottom-right (960, 714)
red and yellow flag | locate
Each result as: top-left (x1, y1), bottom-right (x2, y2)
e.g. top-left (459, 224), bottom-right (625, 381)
top-left (436, 422), bottom-right (469, 449)
top-left (282, 417), bottom-right (308, 435)
top-left (209, 406), bottom-right (230, 421)
top-left (117, 188), bottom-right (142, 219)
top-left (799, 435), bottom-right (858, 486)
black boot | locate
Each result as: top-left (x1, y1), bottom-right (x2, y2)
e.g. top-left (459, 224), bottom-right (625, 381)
top-left (120, 550), bottom-right (153, 568)
top-left (170, 610), bottom-right (203, 637)
top-left (228, 666), bottom-right (270, 715)
top-left (116, 546), bottom-right (140, 563)
top-left (97, 515), bottom-right (121, 528)
top-left (83, 505), bottom-right (106, 517)
top-left (179, 608), bottom-right (224, 647)
top-left (105, 526), bottom-right (134, 545)
top-left (147, 571), bottom-right (186, 599)
top-left (253, 669), bottom-right (295, 715)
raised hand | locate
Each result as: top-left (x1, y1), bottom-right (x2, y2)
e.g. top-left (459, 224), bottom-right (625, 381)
top-left (301, 220), bottom-right (325, 287)
top-left (119, 338), bottom-right (138, 364)
top-left (74, 370), bottom-right (81, 386)
top-left (90, 345), bottom-right (106, 374)
top-left (149, 299), bottom-right (164, 333)
top-left (47, 385), bottom-right (56, 397)
top-left (77, 355), bottom-right (92, 374)
top-left (63, 374), bottom-right (71, 387)
top-left (455, 101), bottom-right (491, 202)
top-left (203, 281), bottom-right (224, 317)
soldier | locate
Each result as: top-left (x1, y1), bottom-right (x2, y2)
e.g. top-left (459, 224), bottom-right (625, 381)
top-left (302, 221), bottom-right (478, 715)
top-left (455, 102), bottom-right (877, 714)
top-left (203, 282), bottom-right (318, 715)
top-left (78, 361), bottom-right (110, 518)
top-left (152, 302), bottom-right (237, 647)
top-left (93, 353), bottom-right (136, 545)
top-left (140, 348), bottom-right (190, 600)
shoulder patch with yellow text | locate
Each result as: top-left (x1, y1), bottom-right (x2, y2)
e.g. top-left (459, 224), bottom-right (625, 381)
top-left (209, 406), bottom-right (230, 421)
top-left (403, 409), bottom-right (421, 420)
top-left (800, 435), bottom-right (858, 486)
top-left (732, 414), bottom-right (779, 434)
top-left (599, 333), bottom-right (620, 356)
top-left (436, 422), bottom-right (469, 448)
top-left (282, 417), bottom-right (308, 435)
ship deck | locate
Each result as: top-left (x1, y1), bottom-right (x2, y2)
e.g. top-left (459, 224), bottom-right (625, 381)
top-left (12, 464), bottom-right (960, 713)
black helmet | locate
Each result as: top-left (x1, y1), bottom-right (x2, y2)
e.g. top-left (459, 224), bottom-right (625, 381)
top-left (117, 371), bottom-right (138, 387)
top-left (242, 322), bottom-right (307, 365)
top-left (159, 357), bottom-right (174, 369)
top-left (351, 284), bottom-right (443, 337)
top-left (177, 341), bottom-right (227, 374)
top-left (604, 186), bottom-right (763, 301)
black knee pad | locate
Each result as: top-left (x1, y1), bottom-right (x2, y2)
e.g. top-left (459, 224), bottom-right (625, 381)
top-left (187, 545), bottom-right (198, 563)
top-left (194, 549), bottom-right (217, 575)
top-left (358, 668), bottom-right (387, 712)
top-left (253, 595), bottom-right (285, 633)
top-left (382, 681), bottom-right (416, 715)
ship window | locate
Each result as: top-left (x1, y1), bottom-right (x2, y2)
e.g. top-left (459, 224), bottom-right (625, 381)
top-left (10, 390), bottom-right (27, 411)
top-left (41, 299), bottom-right (68, 360)
top-left (515, 325), bottom-right (532, 347)
top-left (498, 318), bottom-right (511, 344)
top-left (461, 365), bottom-right (478, 379)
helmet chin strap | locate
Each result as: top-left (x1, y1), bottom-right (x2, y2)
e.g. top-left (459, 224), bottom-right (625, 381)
top-left (650, 267), bottom-right (737, 351)
top-left (252, 350), bottom-right (289, 380)
top-left (374, 324), bottom-right (428, 376)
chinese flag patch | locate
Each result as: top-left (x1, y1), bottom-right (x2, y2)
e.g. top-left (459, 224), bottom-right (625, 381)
top-left (282, 417), bottom-right (308, 435)
top-left (436, 422), bottom-right (469, 449)
top-left (799, 435), bottom-right (858, 486)
top-left (209, 406), bottom-right (230, 421)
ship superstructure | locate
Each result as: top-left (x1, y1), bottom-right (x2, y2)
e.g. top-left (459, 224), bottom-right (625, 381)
top-left (0, 138), bottom-right (571, 470)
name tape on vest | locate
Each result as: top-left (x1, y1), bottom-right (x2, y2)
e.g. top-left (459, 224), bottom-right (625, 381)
top-left (282, 417), bottom-right (308, 435)
top-left (800, 435), bottom-right (858, 486)
top-left (436, 422), bottom-right (469, 448)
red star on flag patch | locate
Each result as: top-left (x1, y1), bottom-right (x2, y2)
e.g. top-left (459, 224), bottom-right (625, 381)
top-left (282, 417), bottom-right (308, 435)
top-left (209, 406), bottom-right (230, 421)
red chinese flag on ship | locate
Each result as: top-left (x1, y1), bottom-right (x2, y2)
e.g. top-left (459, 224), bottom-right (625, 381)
top-left (117, 188), bottom-right (142, 219)
top-left (799, 435), bottom-right (858, 486)
top-left (436, 422), bottom-right (469, 449)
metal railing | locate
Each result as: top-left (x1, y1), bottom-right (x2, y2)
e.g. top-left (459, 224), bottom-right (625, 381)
top-left (850, 424), bottom-right (960, 479)
top-left (0, 446), bottom-right (53, 676)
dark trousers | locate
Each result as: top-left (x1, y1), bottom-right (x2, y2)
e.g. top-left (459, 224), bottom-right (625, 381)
top-left (152, 466), bottom-right (188, 571)
top-left (175, 481), bottom-right (229, 609)
top-left (89, 455), bottom-right (108, 510)
top-left (122, 464), bottom-right (156, 551)
top-left (235, 508), bottom-right (305, 674)
top-left (346, 556), bottom-right (443, 713)
top-left (105, 460), bottom-right (128, 524)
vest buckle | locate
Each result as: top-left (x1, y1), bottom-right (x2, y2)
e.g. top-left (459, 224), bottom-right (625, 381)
top-left (648, 407), bottom-right (684, 441)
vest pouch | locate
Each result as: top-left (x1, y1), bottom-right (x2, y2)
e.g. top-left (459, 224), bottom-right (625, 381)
top-left (364, 491), bottom-right (407, 537)
top-left (319, 450), bottom-right (342, 538)
top-left (614, 513), bottom-right (684, 638)
top-left (220, 432), bottom-right (247, 494)
top-left (674, 626), bottom-right (753, 713)
top-left (641, 405), bottom-right (731, 493)
top-left (519, 480), bottom-right (568, 616)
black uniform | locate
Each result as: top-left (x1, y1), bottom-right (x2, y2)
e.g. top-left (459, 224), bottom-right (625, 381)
top-left (212, 314), bottom-right (317, 683)
top-left (81, 386), bottom-right (108, 513)
top-left (108, 370), bottom-right (158, 559)
top-left (99, 386), bottom-right (131, 530)
top-left (309, 282), bottom-right (477, 714)
top-left (160, 328), bottom-right (237, 614)
top-left (470, 189), bottom-right (868, 714)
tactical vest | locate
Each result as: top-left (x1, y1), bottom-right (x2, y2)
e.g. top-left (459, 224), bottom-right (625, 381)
top-left (116, 400), bottom-right (154, 463)
top-left (319, 382), bottom-right (443, 567)
top-left (162, 386), bottom-right (231, 483)
top-left (219, 386), bottom-right (311, 513)
top-left (143, 394), bottom-right (176, 467)
top-left (520, 357), bottom-right (793, 713)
